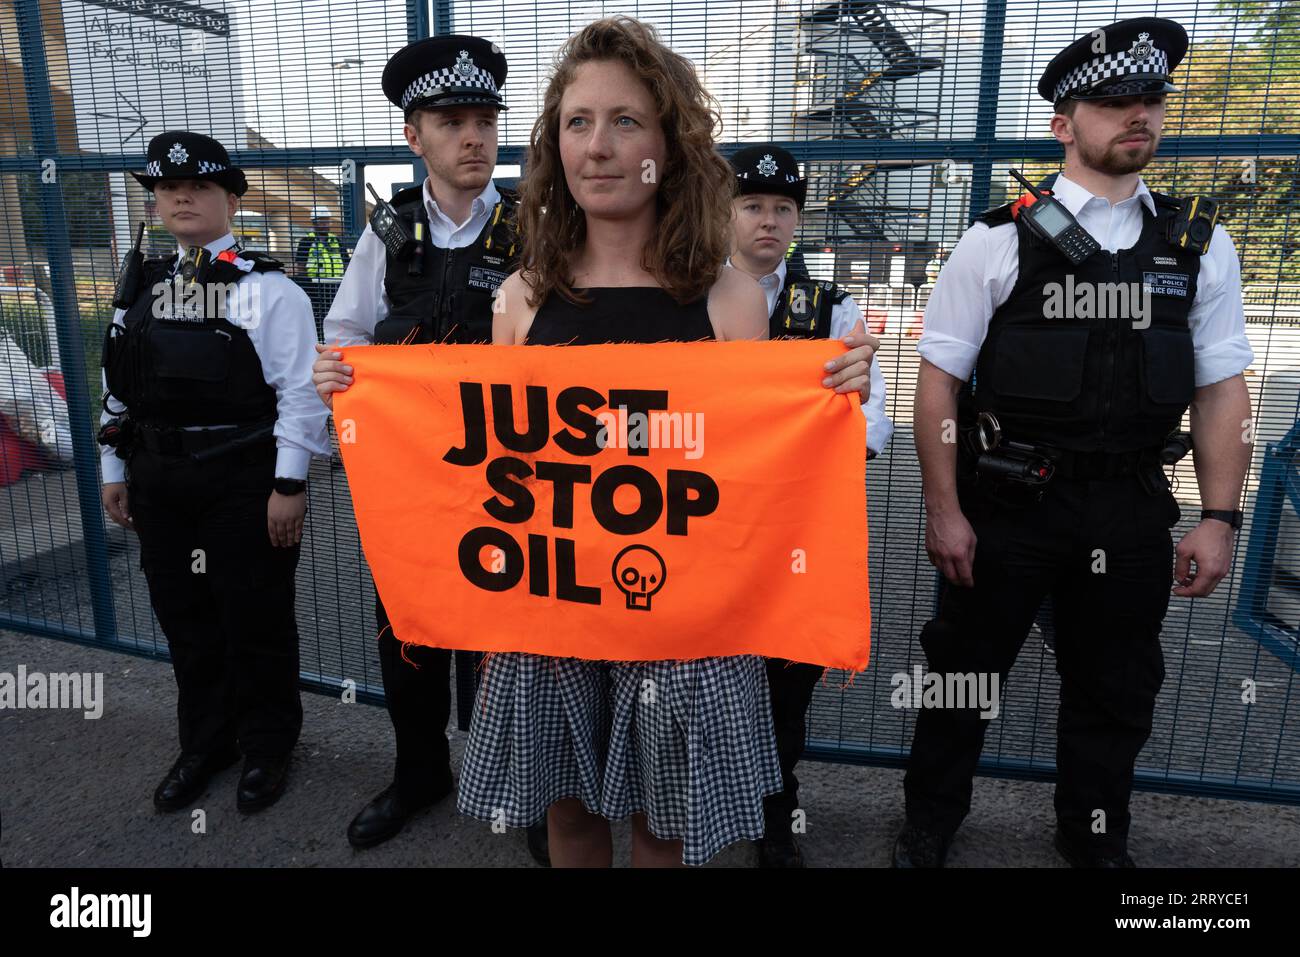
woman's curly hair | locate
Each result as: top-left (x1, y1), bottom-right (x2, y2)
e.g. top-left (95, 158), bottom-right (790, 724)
top-left (517, 16), bottom-right (734, 307)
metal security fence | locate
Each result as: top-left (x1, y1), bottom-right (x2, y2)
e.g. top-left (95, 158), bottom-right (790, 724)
top-left (1, 0), bottom-right (1297, 804)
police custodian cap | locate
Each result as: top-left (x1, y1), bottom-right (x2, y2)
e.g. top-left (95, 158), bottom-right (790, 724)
top-left (730, 144), bottom-right (807, 209)
top-left (1038, 17), bottom-right (1188, 104)
top-left (382, 35), bottom-right (508, 113)
top-left (130, 130), bottom-right (248, 196)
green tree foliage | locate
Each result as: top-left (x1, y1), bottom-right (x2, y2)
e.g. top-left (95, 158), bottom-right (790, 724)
top-left (997, 4), bottom-right (1298, 286)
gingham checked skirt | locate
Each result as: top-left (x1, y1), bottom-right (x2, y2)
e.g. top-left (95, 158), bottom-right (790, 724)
top-left (457, 652), bottom-right (783, 866)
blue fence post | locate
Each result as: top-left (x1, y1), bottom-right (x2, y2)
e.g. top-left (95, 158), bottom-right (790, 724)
top-left (967, 0), bottom-right (1007, 221)
top-left (406, 0), bottom-right (436, 184)
top-left (431, 0), bottom-right (453, 37)
top-left (14, 0), bottom-right (118, 643)
top-left (345, 161), bottom-right (366, 244)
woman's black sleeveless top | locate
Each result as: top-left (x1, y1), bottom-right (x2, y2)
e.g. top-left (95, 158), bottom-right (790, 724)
top-left (525, 287), bottom-right (715, 345)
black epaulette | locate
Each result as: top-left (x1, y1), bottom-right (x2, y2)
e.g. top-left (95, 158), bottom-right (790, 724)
top-left (1150, 190), bottom-right (1181, 212)
top-left (204, 249), bottom-right (284, 286)
top-left (974, 202), bottom-right (1016, 227)
top-left (823, 280), bottom-right (850, 305)
top-left (788, 272), bottom-right (850, 306)
top-left (389, 184), bottom-right (425, 211)
top-left (235, 250), bottom-right (285, 273)
top-left (811, 278), bottom-right (849, 304)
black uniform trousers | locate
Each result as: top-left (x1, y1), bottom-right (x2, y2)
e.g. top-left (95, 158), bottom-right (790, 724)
top-left (375, 592), bottom-right (453, 802)
top-left (762, 658), bottom-right (825, 835)
top-left (129, 440), bottom-right (302, 760)
top-left (903, 473), bottom-right (1176, 857)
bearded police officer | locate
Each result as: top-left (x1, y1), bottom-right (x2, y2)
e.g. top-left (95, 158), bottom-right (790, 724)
top-left (895, 18), bottom-right (1254, 867)
top-left (311, 35), bottom-right (535, 854)
top-left (100, 131), bottom-right (329, 813)
top-left (728, 144), bottom-right (894, 867)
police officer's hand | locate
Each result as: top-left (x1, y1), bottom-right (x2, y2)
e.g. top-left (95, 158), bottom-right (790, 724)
top-left (268, 491), bottom-right (306, 547)
top-left (926, 504), bottom-right (977, 588)
top-left (823, 322), bottom-right (880, 403)
top-left (1172, 521), bottom-right (1234, 598)
top-left (312, 342), bottom-right (353, 409)
top-left (102, 482), bottom-right (132, 530)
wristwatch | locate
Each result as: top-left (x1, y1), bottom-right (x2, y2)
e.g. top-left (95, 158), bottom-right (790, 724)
top-left (1200, 509), bottom-right (1243, 530)
top-left (273, 478), bottom-right (307, 496)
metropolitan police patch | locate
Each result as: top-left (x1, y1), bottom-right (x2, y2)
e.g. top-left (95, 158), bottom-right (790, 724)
top-left (1143, 271), bottom-right (1191, 297)
top-left (468, 266), bottom-right (507, 292)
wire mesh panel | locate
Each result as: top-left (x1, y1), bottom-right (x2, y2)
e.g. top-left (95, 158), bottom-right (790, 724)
top-left (0, 0), bottom-right (1296, 802)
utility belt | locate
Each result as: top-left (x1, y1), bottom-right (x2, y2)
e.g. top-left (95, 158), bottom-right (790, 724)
top-left (129, 418), bottom-right (275, 463)
top-left (959, 412), bottom-right (1191, 503)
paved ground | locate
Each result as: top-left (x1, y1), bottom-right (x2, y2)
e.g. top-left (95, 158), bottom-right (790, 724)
top-left (3, 628), bottom-right (1298, 868)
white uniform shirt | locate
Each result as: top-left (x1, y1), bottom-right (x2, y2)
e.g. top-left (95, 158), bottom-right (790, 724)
top-left (324, 178), bottom-right (501, 346)
top-left (732, 257), bottom-right (894, 454)
top-left (100, 231), bottom-right (330, 484)
top-left (917, 173), bottom-right (1254, 387)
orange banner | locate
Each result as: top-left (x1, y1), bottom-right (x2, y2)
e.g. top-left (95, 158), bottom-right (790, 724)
top-left (334, 341), bottom-right (870, 670)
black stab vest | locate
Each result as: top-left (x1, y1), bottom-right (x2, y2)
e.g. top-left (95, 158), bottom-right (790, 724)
top-left (375, 184), bottom-right (520, 345)
top-left (965, 181), bottom-right (1202, 453)
top-left (768, 270), bottom-right (846, 340)
top-left (102, 251), bottom-right (279, 428)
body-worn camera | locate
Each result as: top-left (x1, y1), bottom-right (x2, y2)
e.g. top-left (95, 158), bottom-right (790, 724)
top-left (1167, 196), bottom-right (1219, 255)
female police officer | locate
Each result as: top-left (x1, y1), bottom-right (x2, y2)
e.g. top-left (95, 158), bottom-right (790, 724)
top-left (100, 131), bottom-right (329, 813)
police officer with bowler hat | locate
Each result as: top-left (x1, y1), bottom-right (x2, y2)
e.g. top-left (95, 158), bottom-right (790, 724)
top-left (100, 131), bottom-right (329, 813)
top-left (895, 18), bottom-right (1254, 867)
top-left (728, 143), bottom-right (893, 867)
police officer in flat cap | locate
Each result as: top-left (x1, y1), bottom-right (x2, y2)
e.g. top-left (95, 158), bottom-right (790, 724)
top-left (896, 17), bottom-right (1254, 867)
top-left (100, 131), bottom-right (329, 813)
top-left (727, 143), bottom-right (893, 867)
top-left (310, 35), bottom-right (537, 856)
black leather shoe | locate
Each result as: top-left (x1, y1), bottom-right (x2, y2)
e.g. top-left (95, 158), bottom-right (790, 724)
top-left (236, 757), bottom-right (291, 813)
top-left (757, 831), bottom-right (806, 868)
top-left (1054, 828), bottom-right (1135, 868)
top-left (153, 747), bottom-right (240, 812)
top-left (347, 778), bottom-right (453, 849)
top-left (891, 820), bottom-right (953, 868)
top-left (525, 820), bottom-right (551, 867)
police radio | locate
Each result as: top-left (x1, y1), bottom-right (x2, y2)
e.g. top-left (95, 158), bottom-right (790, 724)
top-left (366, 183), bottom-right (418, 260)
top-left (112, 222), bottom-right (146, 309)
top-left (1008, 169), bottom-right (1101, 265)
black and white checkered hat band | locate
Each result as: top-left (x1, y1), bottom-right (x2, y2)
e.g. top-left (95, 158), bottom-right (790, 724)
top-left (1054, 47), bottom-right (1169, 100)
top-left (145, 160), bottom-right (228, 175)
top-left (402, 65), bottom-right (498, 109)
